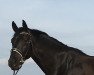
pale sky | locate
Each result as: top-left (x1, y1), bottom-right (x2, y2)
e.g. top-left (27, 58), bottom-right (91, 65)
top-left (0, 0), bottom-right (94, 75)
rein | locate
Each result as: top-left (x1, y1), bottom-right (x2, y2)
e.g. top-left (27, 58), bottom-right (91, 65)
top-left (13, 70), bottom-right (19, 75)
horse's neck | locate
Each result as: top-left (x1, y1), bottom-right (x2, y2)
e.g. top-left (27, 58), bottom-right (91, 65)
top-left (31, 36), bottom-right (63, 74)
top-left (30, 33), bottom-right (88, 75)
top-left (30, 52), bottom-right (46, 73)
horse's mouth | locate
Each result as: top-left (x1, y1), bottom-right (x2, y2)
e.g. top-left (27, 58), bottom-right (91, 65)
top-left (9, 64), bottom-right (22, 70)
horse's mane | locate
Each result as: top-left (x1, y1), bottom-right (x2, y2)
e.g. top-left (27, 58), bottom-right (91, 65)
top-left (30, 29), bottom-right (87, 56)
top-left (30, 29), bottom-right (48, 37)
top-left (13, 27), bottom-right (87, 56)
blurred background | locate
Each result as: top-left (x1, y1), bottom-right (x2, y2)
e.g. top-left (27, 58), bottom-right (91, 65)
top-left (0, 0), bottom-right (94, 75)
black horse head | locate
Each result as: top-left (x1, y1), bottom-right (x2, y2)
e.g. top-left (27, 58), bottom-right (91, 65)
top-left (8, 20), bottom-right (32, 70)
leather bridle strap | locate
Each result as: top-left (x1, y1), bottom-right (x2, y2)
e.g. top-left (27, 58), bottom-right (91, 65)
top-left (13, 50), bottom-right (23, 58)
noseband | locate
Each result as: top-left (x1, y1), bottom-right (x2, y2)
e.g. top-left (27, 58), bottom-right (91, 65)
top-left (12, 48), bottom-right (25, 63)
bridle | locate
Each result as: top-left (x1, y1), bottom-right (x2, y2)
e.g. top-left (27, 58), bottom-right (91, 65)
top-left (11, 31), bottom-right (32, 75)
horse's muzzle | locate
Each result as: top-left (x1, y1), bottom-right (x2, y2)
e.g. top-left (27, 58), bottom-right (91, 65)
top-left (8, 59), bottom-right (22, 70)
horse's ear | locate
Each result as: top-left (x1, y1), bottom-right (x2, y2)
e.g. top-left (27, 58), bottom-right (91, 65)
top-left (22, 20), bottom-right (28, 28)
top-left (12, 21), bottom-right (18, 32)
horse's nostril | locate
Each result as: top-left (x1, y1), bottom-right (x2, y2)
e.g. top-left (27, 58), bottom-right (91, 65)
top-left (13, 64), bottom-right (16, 67)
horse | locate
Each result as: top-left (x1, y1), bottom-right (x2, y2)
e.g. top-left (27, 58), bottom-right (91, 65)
top-left (8, 20), bottom-right (94, 75)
